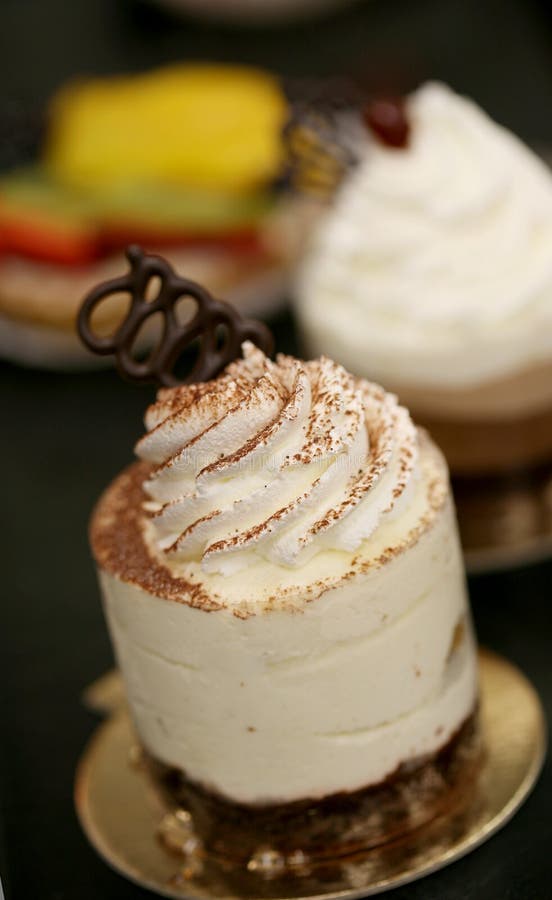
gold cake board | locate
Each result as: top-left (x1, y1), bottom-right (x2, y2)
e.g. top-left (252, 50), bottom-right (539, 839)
top-left (75, 649), bottom-right (546, 899)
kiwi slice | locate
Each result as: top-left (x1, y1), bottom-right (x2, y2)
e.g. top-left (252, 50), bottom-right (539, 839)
top-left (0, 167), bottom-right (96, 225)
top-left (0, 166), bottom-right (273, 234)
top-left (94, 181), bottom-right (273, 233)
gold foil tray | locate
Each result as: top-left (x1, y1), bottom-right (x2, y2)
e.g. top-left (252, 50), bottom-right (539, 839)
top-left (75, 649), bottom-right (546, 899)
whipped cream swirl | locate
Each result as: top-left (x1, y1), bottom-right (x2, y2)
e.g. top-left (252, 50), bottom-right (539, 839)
top-left (135, 343), bottom-right (418, 574)
top-left (297, 82), bottom-right (552, 386)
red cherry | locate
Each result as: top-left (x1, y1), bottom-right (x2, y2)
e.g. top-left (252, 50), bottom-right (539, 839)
top-left (363, 98), bottom-right (410, 148)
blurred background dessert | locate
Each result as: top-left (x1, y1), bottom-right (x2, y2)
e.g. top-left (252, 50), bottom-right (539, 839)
top-left (0, 63), bottom-right (291, 367)
top-left (295, 82), bottom-right (552, 475)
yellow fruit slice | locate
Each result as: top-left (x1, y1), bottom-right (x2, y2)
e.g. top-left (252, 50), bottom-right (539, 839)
top-left (45, 64), bottom-right (287, 194)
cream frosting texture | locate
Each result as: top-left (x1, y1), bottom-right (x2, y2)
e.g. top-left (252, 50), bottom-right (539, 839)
top-left (98, 447), bottom-right (477, 804)
top-left (136, 343), bottom-right (418, 574)
top-left (297, 81), bottom-right (552, 390)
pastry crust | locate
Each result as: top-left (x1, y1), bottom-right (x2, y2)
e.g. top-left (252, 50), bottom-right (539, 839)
top-left (0, 248), bottom-right (287, 367)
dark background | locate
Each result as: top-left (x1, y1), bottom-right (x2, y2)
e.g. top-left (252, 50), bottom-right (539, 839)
top-left (1, 1), bottom-right (551, 898)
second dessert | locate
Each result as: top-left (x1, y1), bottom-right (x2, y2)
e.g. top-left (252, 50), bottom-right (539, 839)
top-left (296, 82), bottom-right (552, 473)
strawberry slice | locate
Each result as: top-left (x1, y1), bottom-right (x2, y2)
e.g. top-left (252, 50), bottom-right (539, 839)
top-left (103, 224), bottom-right (263, 256)
top-left (0, 201), bottom-right (100, 264)
top-left (0, 168), bottom-right (269, 265)
top-left (0, 169), bottom-right (101, 264)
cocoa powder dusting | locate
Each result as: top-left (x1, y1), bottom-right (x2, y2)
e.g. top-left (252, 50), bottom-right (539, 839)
top-left (90, 434), bottom-right (448, 616)
top-left (90, 462), bottom-right (223, 611)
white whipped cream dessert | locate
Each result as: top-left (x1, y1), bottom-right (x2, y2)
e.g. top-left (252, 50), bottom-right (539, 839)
top-left (92, 344), bottom-right (477, 804)
top-left (296, 82), bottom-right (552, 418)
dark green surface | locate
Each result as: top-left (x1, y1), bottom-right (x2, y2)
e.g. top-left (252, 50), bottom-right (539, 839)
top-left (1, 1), bottom-right (552, 898)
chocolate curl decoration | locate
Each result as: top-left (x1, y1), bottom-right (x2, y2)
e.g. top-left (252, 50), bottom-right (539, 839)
top-left (77, 246), bottom-right (274, 387)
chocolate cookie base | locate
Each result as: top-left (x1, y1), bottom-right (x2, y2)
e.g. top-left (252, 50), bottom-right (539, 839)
top-left (149, 711), bottom-right (482, 869)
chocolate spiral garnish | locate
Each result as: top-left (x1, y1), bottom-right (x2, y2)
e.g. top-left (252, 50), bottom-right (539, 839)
top-left (77, 246), bottom-right (274, 386)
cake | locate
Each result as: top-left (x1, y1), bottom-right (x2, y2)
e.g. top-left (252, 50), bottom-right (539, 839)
top-left (89, 337), bottom-right (479, 862)
top-left (295, 82), bottom-right (552, 474)
top-left (0, 64), bottom-right (289, 368)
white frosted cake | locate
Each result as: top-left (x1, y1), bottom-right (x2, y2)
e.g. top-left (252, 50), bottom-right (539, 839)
top-left (91, 342), bottom-right (478, 843)
top-left (296, 82), bottom-right (552, 473)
